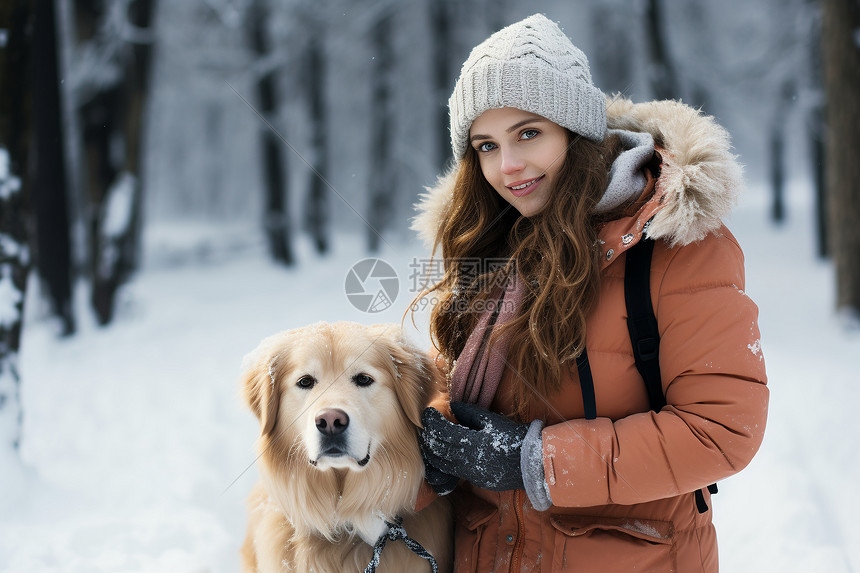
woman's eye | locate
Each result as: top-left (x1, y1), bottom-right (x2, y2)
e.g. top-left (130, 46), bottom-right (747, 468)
top-left (521, 129), bottom-right (539, 140)
top-left (296, 375), bottom-right (316, 389)
top-left (353, 373), bottom-right (374, 387)
top-left (477, 141), bottom-right (497, 152)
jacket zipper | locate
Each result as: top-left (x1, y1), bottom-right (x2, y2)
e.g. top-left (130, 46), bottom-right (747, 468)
top-left (509, 490), bottom-right (525, 573)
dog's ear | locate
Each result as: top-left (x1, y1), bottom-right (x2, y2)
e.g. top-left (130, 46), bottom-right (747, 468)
top-left (240, 334), bottom-right (289, 437)
top-left (382, 331), bottom-right (437, 429)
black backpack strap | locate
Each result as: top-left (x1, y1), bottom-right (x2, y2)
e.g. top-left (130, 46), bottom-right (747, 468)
top-left (624, 237), bottom-right (716, 513)
top-left (624, 237), bottom-right (665, 412)
top-left (576, 350), bottom-right (597, 420)
top-left (694, 489), bottom-right (709, 513)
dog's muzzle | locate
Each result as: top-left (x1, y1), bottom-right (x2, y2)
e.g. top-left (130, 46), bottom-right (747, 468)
top-left (316, 408), bottom-right (350, 456)
top-left (309, 409), bottom-right (371, 467)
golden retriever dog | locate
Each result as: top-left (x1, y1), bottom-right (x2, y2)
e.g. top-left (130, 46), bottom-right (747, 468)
top-left (240, 321), bottom-right (452, 572)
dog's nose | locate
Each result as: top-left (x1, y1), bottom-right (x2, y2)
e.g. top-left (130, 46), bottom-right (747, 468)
top-left (315, 409), bottom-right (349, 436)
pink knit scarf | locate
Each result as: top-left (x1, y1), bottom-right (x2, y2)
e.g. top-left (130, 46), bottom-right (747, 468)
top-left (448, 274), bottom-right (527, 408)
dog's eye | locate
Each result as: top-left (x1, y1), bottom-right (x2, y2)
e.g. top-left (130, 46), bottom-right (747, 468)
top-left (352, 373), bottom-right (374, 387)
top-left (296, 375), bottom-right (316, 389)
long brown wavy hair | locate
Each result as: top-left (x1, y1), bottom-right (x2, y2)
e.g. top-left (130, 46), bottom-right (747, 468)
top-left (419, 130), bottom-right (623, 419)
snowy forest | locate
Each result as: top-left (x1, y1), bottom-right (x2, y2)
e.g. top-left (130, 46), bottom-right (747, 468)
top-left (1, 0), bottom-right (860, 571)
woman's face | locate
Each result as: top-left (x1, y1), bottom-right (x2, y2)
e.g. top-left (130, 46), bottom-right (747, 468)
top-left (469, 107), bottom-right (569, 217)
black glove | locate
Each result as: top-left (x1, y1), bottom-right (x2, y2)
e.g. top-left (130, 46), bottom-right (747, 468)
top-left (421, 449), bottom-right (460, 496)
top-left (419, 402), bottom-right (529, 492)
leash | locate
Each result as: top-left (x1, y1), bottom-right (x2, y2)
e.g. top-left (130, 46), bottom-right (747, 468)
top-left (363, 516), bottom-right (438, 573)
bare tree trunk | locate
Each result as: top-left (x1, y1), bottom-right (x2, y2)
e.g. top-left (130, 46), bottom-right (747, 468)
top-left (0, 0), bottom-right (34, 458)
top-left (805, 0), bottom-right (828, 258)
top-left (74, 0), bottom-right (156, 325)
top-left (367, 11), bottom-right (395, 253)
top-left (429, 0), bottom-right (453, 169)
top-left (644, 0), bottom-right (681, 101)
top-left (33, 0), bottom-right (74, 335)
top-left (821, 0), bottom-right (860, 314)
top-left (810, 105), bottom-right (827, 257)
top-left (682, 1), bottom-right (713, 113)
top-left (305, 30), bottom-right (328, 254)
top-left (590, 5), bottom-right (634, 96)
top-left (123, 0), bottom-right (155, 271)
top-left (248, 0), bottom-right (292, 265)
top-left (486, 0), bottom-right (509, 34)
top-left (769, 80), bottom-right (795, 224)
top-left (768, 126), bottom-right (786, 223)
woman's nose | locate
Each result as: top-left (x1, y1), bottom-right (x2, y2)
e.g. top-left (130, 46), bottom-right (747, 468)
top-left (500, 148), bottom-right (525, 175)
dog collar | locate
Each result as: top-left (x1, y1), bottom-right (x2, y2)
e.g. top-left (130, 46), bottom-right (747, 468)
top-left (363, 515), bottom-right (438, 573)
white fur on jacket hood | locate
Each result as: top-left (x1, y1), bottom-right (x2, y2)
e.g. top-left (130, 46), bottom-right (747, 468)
top-left (411, 95), bottom-right (744, 249)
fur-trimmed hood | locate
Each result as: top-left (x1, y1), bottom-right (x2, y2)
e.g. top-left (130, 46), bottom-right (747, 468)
top-left (411, 95), bottom-right (744, 249)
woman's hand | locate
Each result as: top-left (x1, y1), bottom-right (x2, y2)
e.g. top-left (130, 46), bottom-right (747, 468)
top-left (419, 402), bottom-right (529, 492)
top-left (421, 451), bottom-right (460, 496)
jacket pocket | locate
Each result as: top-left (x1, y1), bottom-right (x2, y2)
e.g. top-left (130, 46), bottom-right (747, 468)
top-left (549, 515), bottom-right (676, 572)
top-left (453, 496), bottom-right (498, 573)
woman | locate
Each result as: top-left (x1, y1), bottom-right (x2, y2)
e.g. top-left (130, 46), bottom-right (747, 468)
top-left (413, 13), bottom-right (768, 573)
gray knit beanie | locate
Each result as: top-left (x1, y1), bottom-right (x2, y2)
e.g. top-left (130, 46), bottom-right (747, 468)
top-left (449, 13), bottom-right (607, 159)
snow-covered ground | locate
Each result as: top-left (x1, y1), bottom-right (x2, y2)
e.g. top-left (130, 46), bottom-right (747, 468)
top-left (1, 182), bottom-right (858, 572)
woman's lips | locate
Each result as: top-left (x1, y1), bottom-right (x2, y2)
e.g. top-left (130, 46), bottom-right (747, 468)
top-left (507, 175), bottom-right (545, 198)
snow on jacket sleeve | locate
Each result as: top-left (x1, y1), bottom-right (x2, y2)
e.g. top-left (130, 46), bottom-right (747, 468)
top-left (542, 229), bottom-right (769, 507)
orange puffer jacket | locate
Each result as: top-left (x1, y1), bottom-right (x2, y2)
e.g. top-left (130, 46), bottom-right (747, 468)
top-left (412, 97), bottom-right (769, 573)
